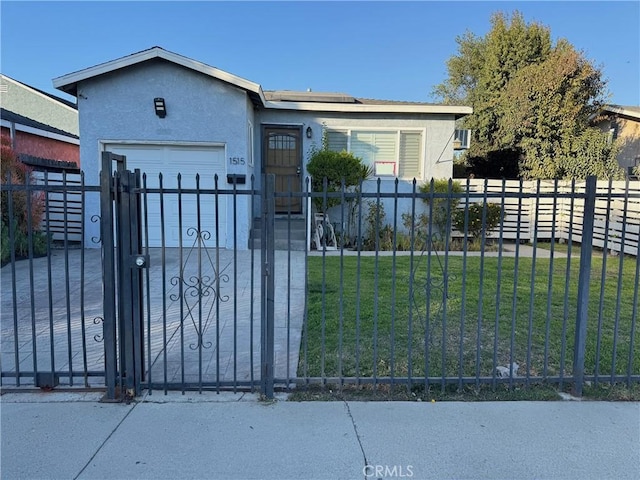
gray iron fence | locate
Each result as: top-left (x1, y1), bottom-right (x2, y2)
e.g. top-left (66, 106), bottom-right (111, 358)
top-left (298, 177), bottom-right (639, 396)
top-left (1, 162), bottom-right (638, 400)
top-left (1, 171), bottom-right (103, 389)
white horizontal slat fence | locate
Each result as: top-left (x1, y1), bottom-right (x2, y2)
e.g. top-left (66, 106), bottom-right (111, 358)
top-left (462, 179), bottom-right (639, 256)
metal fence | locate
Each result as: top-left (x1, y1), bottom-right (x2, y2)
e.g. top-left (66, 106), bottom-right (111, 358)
top-left (1, 163), bottom-right (639, 399)
top-left (296, 177), bottom-right (640, 396)
top-left (1, 171), bottom-right (103, 389)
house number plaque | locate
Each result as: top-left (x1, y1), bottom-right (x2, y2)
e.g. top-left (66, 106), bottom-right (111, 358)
top-left (229, 157), bottom-right (245, 165)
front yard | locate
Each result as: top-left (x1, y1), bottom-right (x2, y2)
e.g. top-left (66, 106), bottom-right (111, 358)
top-left (299, 249), bottom-right (639, 384)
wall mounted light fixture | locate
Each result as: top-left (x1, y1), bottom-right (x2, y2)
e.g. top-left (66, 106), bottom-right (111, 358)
top-left (306, 126), bottom-right (312, 139)
top-left (154, 98), bottom-right (166, 118)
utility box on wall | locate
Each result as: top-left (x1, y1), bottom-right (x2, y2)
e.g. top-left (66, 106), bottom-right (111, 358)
top-left (227, 174), bottom-right (246, 185)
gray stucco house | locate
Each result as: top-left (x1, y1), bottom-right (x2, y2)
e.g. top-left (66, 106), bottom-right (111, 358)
top-left (53, 47), bottom-right (471, 249)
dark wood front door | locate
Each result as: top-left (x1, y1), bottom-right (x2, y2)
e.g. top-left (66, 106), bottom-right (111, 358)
top-left (264, 127), bottom-right (302, 214)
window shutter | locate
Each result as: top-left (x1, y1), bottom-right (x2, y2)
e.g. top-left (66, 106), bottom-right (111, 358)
top-left (351, 131), bottom-right (396, 171)
top-left (326, 130), bottom-right (348, 152)
top-left (350, 132), bottom-right (375, 166)
top-left (371, 132), bottom-right (397, 162)
top-left (399, 131), bottom-right (422, 179)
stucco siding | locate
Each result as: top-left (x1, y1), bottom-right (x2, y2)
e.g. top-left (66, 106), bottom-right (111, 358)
top-left (256, 109), bottom-right (457, 182)
top-left (0, 75), bottom-right (78, 135)
top-left (617, 117), bottom-right (640, 170)
top-left (256, 109), bottom-right (457, 233)
top-left (78, 60), bottom-right (252, 248)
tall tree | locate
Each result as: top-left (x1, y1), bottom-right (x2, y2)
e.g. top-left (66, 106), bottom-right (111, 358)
top-left (434, 11), bottom-right (623, 179)
top-left (497, 41), bottom-right (620, 178)
top-left (435, 11), bottom-right (552, 157)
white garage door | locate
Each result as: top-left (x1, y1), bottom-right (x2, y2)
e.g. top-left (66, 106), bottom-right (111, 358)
top-left (104, 144), bottom-right (227, 248)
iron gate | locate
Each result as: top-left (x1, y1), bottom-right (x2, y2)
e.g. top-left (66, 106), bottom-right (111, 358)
top-left (98, 153), bottom-right (279, 400)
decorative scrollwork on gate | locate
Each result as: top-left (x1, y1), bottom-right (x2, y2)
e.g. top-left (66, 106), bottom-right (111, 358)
top-left (93, 316), bottom-right (104, 342)
top-left (90, 215), bottom-right (101, 244)
top-left (169, 228), bottom-right (230, 350)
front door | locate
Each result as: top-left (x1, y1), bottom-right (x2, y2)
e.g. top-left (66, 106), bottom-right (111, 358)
top-left (264, 127), bottom-right (302, 214)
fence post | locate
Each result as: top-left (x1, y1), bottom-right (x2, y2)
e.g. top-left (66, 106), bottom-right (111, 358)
top-left (100, 152), bottom-right (118, 400)
top-left (573, 175), bottom-right (597, 396)
top-left (261, 174), bottom-right (276, 398)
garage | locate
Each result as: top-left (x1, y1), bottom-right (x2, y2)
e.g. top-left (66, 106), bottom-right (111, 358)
top-left (103, 143), bottom-right (227, 248)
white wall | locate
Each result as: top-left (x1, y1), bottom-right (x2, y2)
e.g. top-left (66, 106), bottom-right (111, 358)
top-left (255, 109), bottom-right (458, 225)
top-left (78, 61), bottom-right (253, 248)
top-left (256, 109), bottom-right (458, 182)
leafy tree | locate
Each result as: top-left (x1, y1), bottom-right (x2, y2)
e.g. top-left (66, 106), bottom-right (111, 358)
top-left (562, 127), bottom-right (623, 179)
top-left (306, 147), bottom-right (371, 211)
top-left (419, 179), bottom-right (463, 241)
top-left (306, 142), bottom-right (373, 247)
top-left (434, 11), bottom-right (552, 158)
top-left (497, 42), bottom-right (622, 179)
top-left (434, 11), bottom-right (622, 179)
top-left (466, 149), bottom-right (520, 179)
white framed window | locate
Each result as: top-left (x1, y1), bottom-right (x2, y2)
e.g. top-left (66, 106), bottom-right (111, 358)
top-left (326, 128), bottom-right (423, 179)
top-left (453, 129), bottom-right (471, 149)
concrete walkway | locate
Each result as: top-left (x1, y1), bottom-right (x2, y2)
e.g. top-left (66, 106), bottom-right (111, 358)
top-left (308, 243), bottom-right (567, 258)
top-left (1, 392), bottom-right (638, 480)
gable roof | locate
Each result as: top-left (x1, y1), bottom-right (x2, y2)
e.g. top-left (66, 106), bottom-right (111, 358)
top-left (53, 46), bottom-right (266, 106)
top-left (1, 74), bottom-right (77, 110)
top-left (53, 46), bottom-right (471, 116)
top-left (602, 105), bottom-right (640, 121)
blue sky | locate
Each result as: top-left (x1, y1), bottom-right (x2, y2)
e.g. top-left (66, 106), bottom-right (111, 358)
top-left (1, 1), bottom-right (639, 106)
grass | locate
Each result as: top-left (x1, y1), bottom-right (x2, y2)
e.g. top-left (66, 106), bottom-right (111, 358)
top-left (288, 383), bottom-right (563, 402)
top-left (288, 382), bottom-right (640, 402)
top-left (298, 247), bottom-right (639, 393)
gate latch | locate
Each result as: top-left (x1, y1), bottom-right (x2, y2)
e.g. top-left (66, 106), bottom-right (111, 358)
top-left (131, 254), bottom-right (150, 269)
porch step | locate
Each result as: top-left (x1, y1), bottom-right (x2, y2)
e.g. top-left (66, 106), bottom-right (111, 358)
top-left (249, 217), bottom-right (307, 251)
top-left (250, 238), bottom-right (307, 251)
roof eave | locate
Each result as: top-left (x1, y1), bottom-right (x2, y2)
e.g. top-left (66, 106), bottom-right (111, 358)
top-left (264, 101), bottom-right (472, 115)
top-left (52, 47), bottom-right (267, 105)
top-left (602, 105), bottom-right (640, 121)
top-left (1, 118), bottom-right (80, 144)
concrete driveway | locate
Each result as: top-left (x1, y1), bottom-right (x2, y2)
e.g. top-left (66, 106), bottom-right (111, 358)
top-left (1, 247), bottom-right (306, 390)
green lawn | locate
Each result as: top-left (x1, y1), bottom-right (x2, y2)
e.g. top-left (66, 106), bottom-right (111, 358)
top-left (299, 250), bottom-right (639, 385)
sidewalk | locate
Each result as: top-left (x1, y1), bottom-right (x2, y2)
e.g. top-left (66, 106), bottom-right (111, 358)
top-left (1, 392), bottom-right (638, 480)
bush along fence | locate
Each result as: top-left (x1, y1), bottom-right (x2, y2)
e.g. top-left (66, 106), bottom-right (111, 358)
top-left (301, 176), bottom-right (639, 395)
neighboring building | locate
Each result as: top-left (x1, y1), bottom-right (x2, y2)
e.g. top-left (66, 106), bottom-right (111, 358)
top-left (0, 74), bottom-right (79, 168)
top-left (53, 47), bottom-right (471, 249)
top-left (1, 75), bottom-right (82, 242)
top-left (594, 104), bottom-right (640, 176)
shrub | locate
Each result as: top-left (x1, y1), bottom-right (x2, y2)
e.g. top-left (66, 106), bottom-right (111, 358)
top-left (401, 212), bottom-right (429, 251)
top-left (306, 147), bottom-right (371, 211)
top-left (453, 202), bottom-right (503, 243)
top-left (307, 143), bottom-right (373, 247)
top-left (362, 201), bottom-right (385, 250)
top-left (419, 179), bottom-right (463, 240)
top-left (1, 220), bottom-right (9, 264)
top-left (1, 134), bottom-right (47, 260)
